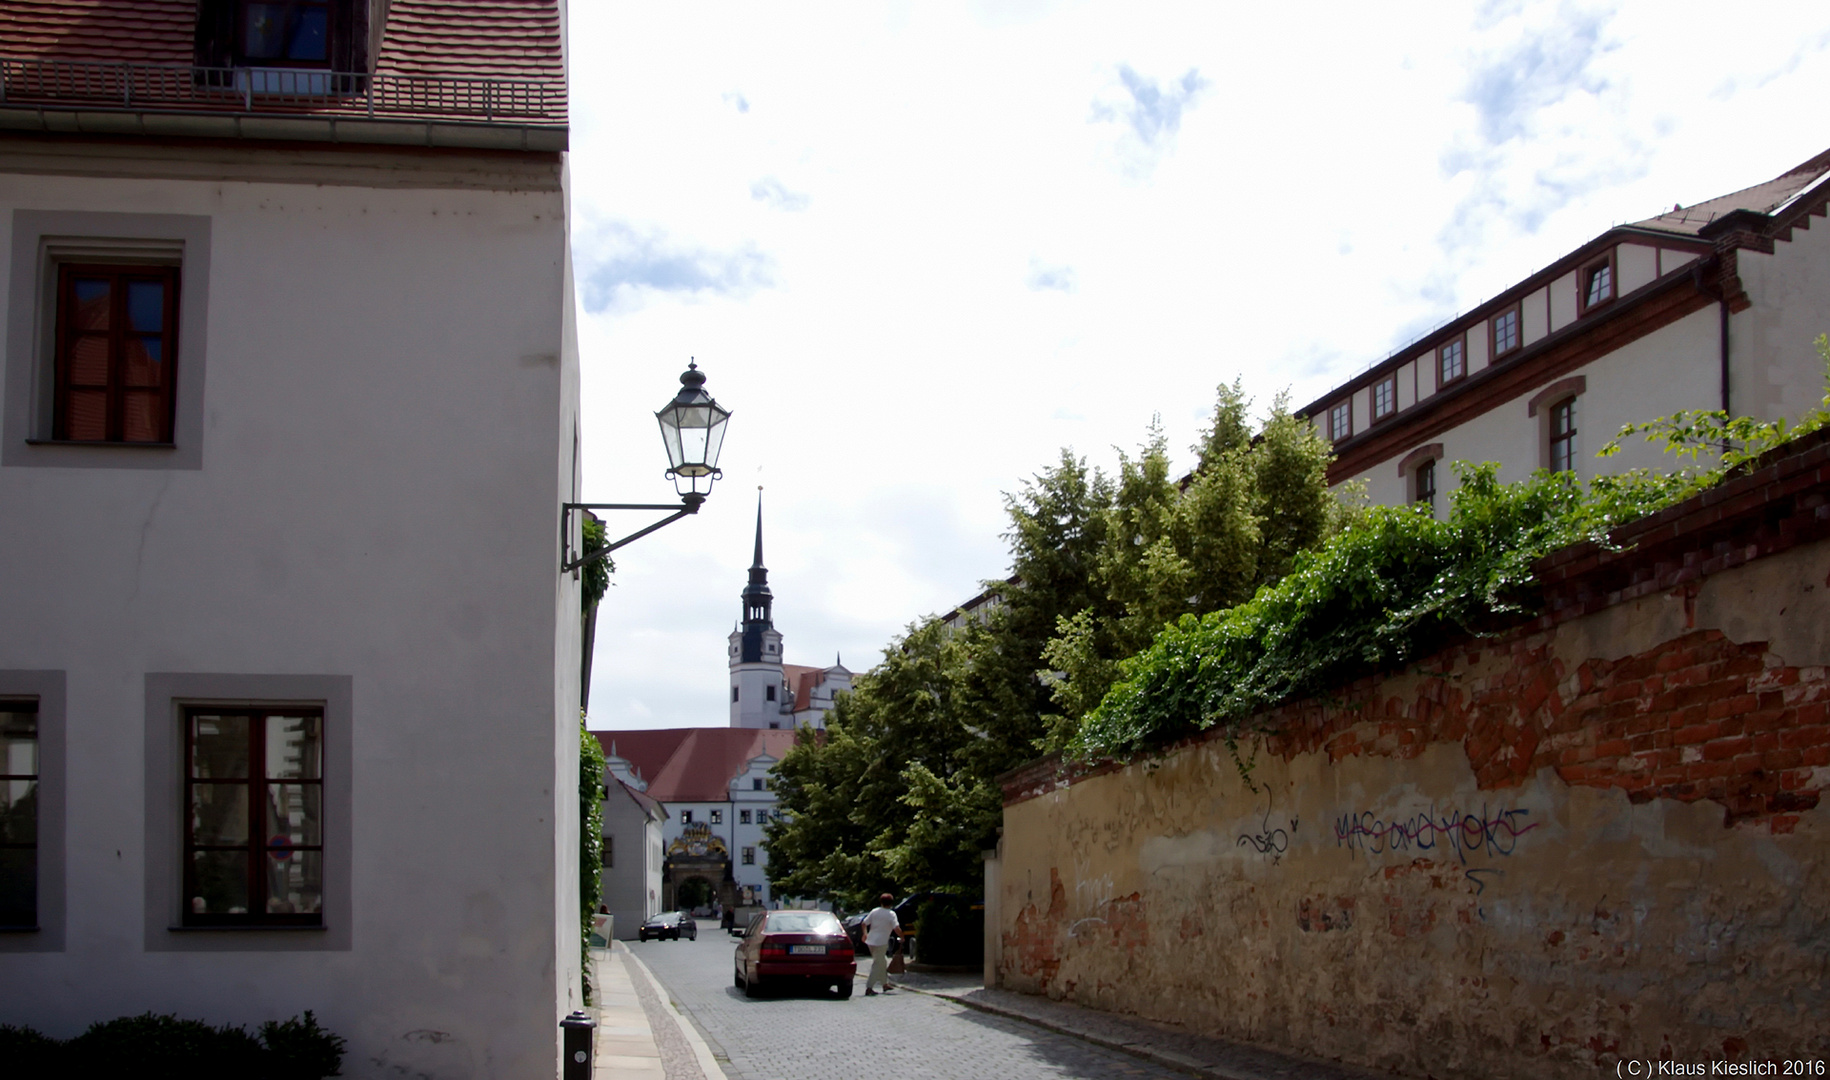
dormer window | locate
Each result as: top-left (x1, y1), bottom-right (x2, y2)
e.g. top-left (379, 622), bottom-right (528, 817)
top-left (1578, 251), bottom-right (1616, 315)
top-left (240, 1), bottom-right (331, 65)
top-left (1491, 305), bottom-right (1521, 357)
top-left (1328, 400), bottom-right (1351, 442)
top-left (1437, 338), bottom-right (1465, 387)
top-left (1371, 375), bottom-right (1396, 421)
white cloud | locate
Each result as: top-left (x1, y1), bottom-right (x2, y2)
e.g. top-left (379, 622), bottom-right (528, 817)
top-left (749, 177), bottom-right (811, 212)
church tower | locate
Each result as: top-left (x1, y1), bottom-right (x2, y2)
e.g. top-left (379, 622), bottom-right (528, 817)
top-left (729, 497), bottom-right (786, 728)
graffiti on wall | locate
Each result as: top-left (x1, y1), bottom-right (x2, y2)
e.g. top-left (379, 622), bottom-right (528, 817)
top-left (1237, 799), bottom-right (1298, 863)
top-left (1333, 803), bottom-right (1539, 865)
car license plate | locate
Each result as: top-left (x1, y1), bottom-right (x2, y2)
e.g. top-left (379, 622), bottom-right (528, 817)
top-left (790, 944), bottom-right (826, 955)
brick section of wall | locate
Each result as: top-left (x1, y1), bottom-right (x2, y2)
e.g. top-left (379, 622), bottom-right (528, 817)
top-left (1265, 628), bottom-right (1828, 834)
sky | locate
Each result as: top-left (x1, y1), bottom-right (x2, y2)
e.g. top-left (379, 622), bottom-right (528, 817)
top-left (568, 0), bottom-right (1830, 732)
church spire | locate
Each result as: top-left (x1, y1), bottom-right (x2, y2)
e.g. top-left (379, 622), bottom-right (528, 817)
top-left (738, 490), bottom-right (774, 662)
top-left (751, 496), bottom-right (765, 571)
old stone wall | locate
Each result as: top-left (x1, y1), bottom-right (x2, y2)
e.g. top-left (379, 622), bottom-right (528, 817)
top-left (998, 443), bottom-right (1830, 1078)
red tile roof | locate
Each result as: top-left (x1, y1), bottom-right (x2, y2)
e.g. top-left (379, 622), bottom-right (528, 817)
top-left (375, 0), bottom-right (564, 87)
top-left (597, 728), bottom-right (798, 803)
top-left (0, 0), bottom-right (195, 64)
top-left (1634, 147), bottom-right (1830, 236)
top-left (782, 664), bottom-right (822, 712)
top-left (0, 1), bottom-right (566, 124)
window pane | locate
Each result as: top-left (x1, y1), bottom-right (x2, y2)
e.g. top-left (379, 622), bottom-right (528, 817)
top-left (192, 714), bottom-right (250, 778)
top-left (287, 6), bottom-right (329, 61)
top-left (243, 3), bottom-right (289, 58)
top-left (0, 779), bottom-right (36, 844)
top-left (67, 335), bottom-right (110, 386)
top-left (191, 782), bottom-right (249, 844)
top-left (265, 783), bottom-right (321, 846)
top-left (124, 336), bottom-right (163, 387)
top-left (66, 390), bottom-right (108, 440)
top-left (126, 280), bottom-right (165, 332)
top-left (190, 850), bottom-right (250, 914)
top-left (1, 711), bottom-right (36, 776)
top-left (71, 279), bottom-right (109, 330)
top-left (265, 849), bottom-right (322, 914)
top-left (122, 390), bottom-right (162, 443)
top-left (0, 848), bottom-right (35, 927)
top-left (266, 714), bottom-right (322, 779)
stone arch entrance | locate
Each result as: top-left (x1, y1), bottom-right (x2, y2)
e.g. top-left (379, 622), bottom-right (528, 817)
top-left (661, 822), bottom-right (736, 914)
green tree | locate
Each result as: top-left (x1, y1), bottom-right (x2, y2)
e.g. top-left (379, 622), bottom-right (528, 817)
top-left (1041, 383), bottom-right (1339, 746)
top-left (766, 619), bottom-right (997, 908)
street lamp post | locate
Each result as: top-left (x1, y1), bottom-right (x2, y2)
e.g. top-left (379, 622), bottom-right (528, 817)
top-left (560, 361), bottom-right (731, 574)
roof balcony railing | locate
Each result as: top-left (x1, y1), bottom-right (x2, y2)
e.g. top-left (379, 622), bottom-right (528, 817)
top-left (0, 56), bottom-right (564, 125)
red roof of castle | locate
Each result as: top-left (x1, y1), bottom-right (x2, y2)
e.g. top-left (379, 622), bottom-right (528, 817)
top-left (596, 728), bottom-right (798, 803)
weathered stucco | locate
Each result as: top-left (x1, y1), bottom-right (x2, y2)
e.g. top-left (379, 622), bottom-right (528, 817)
top-left (1000, 534), bottom-right (1830, 1078)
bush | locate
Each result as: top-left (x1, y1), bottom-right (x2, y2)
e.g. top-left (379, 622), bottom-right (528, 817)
top-left (0, 1023), bottom-right (60, 1075)
top-left (1, 1011), bottom-right (344, 1080)
top-left (914, 896), bottom-right (983, 966)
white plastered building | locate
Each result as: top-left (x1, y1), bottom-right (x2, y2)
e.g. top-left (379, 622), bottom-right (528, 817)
top-left (1300, 149), bottom-right (1830, 510)
top-left (0, 3), bottom-right (590, 1076)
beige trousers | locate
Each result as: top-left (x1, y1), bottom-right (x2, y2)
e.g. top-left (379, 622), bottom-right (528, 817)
top-left (867, 943), bottom-right (890, 991)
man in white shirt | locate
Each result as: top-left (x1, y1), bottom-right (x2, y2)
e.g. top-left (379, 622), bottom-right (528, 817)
top-left (860, 893), bottom-right (900, 996)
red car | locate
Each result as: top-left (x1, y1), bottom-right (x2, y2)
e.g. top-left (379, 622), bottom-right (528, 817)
top-left (733, 910), bottom-right (856, 999)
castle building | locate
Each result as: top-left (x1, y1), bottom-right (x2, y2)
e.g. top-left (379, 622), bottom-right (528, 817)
top-left (728, 501), bottom-right (853, 730)
top-left (597, 499), bottom-right (850, 916)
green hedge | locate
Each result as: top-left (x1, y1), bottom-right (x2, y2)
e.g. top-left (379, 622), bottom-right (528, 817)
top-left (0, 1011), bottom-right (344, 1080)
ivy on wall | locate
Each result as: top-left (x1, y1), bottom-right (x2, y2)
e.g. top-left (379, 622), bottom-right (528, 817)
top-left (578, 515), bottom-right (610, 1003)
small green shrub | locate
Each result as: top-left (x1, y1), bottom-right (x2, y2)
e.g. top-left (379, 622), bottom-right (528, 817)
top-left (1, 1011), bottom-right (344, 1080)
top-left (261, 1011), bottom-right (347, 1080)
top-left (0, 1023), bottom-right (60, 1075)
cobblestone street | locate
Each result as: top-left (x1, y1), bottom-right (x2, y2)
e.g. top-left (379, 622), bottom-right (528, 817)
top-left (626, 930), bottom-right (1189, 1080)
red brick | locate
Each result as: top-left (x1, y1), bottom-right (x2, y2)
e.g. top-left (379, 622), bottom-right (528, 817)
top-left (1770, 814), bottom-right (1801, 834)
top-left (1689, 760), bottom-right (1736, 781)
top-left (1594, 738), bottom-right (1630, 758)
top-left (1707, 694), bottom-right (1760, 721)
top-left (1804, 746), bottom-right (1830, 768)
top-left (1762, 749), bottom-right (1804, 772)
top-left (1675, 723), bottom-right (1720, 746)
top-left (1704, 737), bottom-right (1753, 762)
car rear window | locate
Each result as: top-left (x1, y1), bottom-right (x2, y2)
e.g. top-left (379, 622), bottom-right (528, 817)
top-left (766, 912), bottom-right (842, 934)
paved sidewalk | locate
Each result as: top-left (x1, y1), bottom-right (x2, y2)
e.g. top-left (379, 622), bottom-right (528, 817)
top-left (887, 970), bottom-right (1385, 1080)
top-left (590, 944), bottom-right (728, 1080)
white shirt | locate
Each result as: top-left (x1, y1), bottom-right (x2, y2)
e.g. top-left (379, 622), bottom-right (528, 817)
top-left (862, 905), bottom-right (899, 948)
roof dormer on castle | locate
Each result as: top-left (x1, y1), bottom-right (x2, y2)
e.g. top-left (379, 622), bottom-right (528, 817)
top-left (726, 496), bottom-right (851, 730)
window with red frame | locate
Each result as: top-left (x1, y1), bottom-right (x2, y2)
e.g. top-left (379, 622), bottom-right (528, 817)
top-left (1328, 400), bottom-right (1351, 442)
top-left (1372, 375), bottom-right (1397, 421)
top-left (54, 265), bottom-right (179, 444)
top-left (1581, 258), bottom-right (1614, 311)
top-left (1413, 458), bottom-right (1436, 514)
top-left (183, 707), bottom-right (324, 926)
top-left (1438, 338), bottom-right (1465, 386)
top-left (1549, 398), bottom-right (1578, 473)
top-left (1491, 306), bottom-right (1520, 357)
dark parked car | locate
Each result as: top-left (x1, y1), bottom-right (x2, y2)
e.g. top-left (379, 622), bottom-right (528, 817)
top-left (638, 911), bottom-right (697, 942)
top-left (733, 910), bottom-right (856, 999)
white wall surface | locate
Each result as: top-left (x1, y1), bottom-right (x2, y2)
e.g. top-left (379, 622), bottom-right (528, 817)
top-left (0, 158), bottom-right (578, 1080)
top-left (1348, 306), bottom-right (1722, 509)
top-left (1736, 214), bottom-right (1830, 423)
